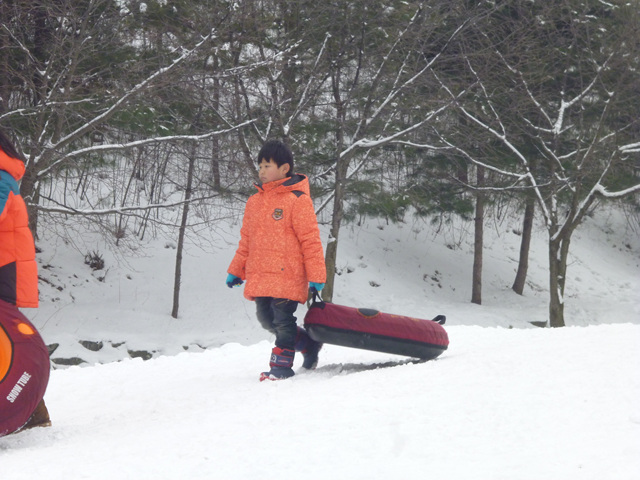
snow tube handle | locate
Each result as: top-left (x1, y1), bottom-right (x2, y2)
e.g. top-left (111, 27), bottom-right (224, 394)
top-left (432, 314), bottom-right (446, 325)
top-left (309, 287), bottom-right (324, 306)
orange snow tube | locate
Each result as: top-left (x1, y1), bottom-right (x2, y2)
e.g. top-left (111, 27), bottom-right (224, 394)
top-left (0, 300), bottom-right (50, 437)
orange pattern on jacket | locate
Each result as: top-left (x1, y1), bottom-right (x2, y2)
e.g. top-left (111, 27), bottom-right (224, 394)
top-left (0, 149), bottom-right (38, 308)
top-left (228, 174), bottom-right (326, 304)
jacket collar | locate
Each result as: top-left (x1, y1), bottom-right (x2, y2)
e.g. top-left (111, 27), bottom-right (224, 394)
top-left (255, 173), bottom-right (306, 193)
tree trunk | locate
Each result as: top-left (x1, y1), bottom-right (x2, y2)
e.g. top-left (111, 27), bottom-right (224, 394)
top-left (171, 142), bottom-right (196, 319)
top-left (0, 0), bottom-right (8, 114)
top-left (323, 154), bottom-right (349, 303)
top-left (20, 165), bottom-right (40, 238)
top-left (210, 54), bottom-right (221, 190)
top-left (471, 165), bottom-right (484, 305)
top-left (512, 195), bottom-right (535, 295)
top-left (548, 232), bottom-right (571, 328)
top-left (322, 66), bottom-right (347, 303)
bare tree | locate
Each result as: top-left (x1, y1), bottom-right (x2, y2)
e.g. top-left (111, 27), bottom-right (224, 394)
top-left (1, 1), bottom-right (222, 230)
top-left (437, 1), bottom-right (640, 326)
top-left (313, 2), bottom-right (471, 301)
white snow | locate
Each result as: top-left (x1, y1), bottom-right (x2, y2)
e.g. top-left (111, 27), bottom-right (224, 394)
top-left (1, 206), bottom-right (639, 479)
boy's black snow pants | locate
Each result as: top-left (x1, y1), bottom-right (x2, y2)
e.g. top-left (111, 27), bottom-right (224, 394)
top-left (255, 297), bottom-right (298, 350)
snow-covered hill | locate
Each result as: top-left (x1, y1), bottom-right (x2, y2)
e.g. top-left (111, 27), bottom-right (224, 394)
top-left (31, 206), bottom-right (639, 366)
top-left (1, 207), bottom-right (638, 479)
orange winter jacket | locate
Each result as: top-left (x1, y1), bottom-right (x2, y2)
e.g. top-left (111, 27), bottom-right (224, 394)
top-left (0, 149), bottom-right (38, 308)
top-left (228, 174), bottom-right (326, 304)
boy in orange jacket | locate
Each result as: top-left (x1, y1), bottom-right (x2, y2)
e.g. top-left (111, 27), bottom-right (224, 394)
top-left (227, 140), bottom-right (326, 381)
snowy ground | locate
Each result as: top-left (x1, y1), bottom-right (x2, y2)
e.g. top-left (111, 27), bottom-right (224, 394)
top-left (1, 207), bottom-right (639, 479)
top-left (3, 325), bottom-right (639, 480)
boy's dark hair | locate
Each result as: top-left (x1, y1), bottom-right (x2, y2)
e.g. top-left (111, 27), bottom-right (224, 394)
top-left (257, 139), bottom-right (293, 177)
top-left (0, 129), bottom-right (24, 161)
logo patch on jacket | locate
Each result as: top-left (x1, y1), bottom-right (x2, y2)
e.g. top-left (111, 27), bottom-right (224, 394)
top-left (272, 208), bottom-right (284, 220)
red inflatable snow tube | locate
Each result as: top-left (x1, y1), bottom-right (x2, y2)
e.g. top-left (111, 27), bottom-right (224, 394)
top-left (0, 300), bottom-right (50, 437)
top-left (304, 298), bottom-right (449, 360)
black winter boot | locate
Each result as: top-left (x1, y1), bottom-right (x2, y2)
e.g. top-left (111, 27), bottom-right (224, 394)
top-left (259, 347), bottom-right (295, 381)
top-left (295, 326), bottom-right (323, 369)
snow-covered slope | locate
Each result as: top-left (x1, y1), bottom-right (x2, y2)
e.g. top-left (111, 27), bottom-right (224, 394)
top-left (31, 206), bottom-right (640, 366)
top-left (1, 208), bottom-right (639, 478)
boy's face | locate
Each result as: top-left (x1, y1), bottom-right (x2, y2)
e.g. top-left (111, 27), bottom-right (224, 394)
top-left (258, 158), bottom-right (290, 184)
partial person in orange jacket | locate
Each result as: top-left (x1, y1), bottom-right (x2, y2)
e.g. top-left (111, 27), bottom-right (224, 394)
top-left (0, 128), bottom-right (51, 431)
top-left (227, 139), bottom-right (326, 381)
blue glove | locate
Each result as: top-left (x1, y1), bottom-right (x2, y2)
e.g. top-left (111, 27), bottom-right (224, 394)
top-left (309, 282), bottom-right (325, 293)
top-left (226, 273), bottom-right (243, 288)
